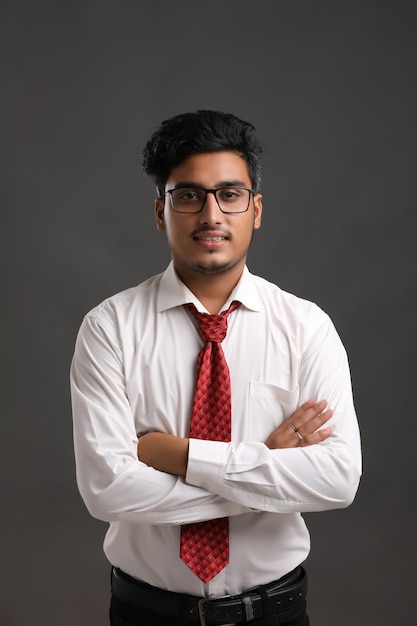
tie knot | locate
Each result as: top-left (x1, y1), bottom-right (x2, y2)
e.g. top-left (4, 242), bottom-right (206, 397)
top-left (185, 301), bottom-right (240, 344)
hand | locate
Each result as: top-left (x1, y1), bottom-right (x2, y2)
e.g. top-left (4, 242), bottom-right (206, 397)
top-left (137, 432), bottom-right (189, 477)
top-left (265, 398), bottom-right (333, 449)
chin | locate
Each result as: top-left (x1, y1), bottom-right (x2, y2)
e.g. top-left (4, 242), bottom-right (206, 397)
top-left (191, 260), bottom-right (236, 275)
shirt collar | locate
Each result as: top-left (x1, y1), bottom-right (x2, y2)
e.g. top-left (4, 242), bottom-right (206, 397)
top-left (157, 261), bottom-right (261, 314)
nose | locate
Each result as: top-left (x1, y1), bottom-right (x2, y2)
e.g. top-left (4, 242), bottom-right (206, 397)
top-left (199, 190), bottom-right (223, 224)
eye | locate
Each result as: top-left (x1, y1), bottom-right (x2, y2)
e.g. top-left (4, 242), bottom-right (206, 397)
top-left (174, 188), bottom-right (204, 203)
top-left (218, 188), bottom-right (244, 202)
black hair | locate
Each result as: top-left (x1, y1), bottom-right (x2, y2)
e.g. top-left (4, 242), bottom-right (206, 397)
top-left (142, 110), bottom-right (263, 196)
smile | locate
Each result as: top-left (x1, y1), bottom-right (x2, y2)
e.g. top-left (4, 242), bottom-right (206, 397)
top-left (195, 236), bottom-right (227, 241)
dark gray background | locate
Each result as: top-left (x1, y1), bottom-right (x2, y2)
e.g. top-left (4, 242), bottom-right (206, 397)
top-left (1, 1), bottom-right (416, 624)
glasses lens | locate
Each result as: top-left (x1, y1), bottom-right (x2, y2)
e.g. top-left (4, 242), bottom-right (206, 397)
top-left (171, 188), bottom-right (251, 213)
top-left (216, 188), bottom-right (250, 212)
top-left (171, 188), bottom-right (205, 213)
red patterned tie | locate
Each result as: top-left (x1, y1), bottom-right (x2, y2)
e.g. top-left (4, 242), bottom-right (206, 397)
top-left (180, 300), bottom-right (241, 583)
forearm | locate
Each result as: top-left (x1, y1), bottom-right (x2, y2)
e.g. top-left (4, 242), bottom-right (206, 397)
top-left (74, 450), bottom-right (250, 525)
top-left (137, 432), bottom-right (189, 477)
top-left (137, 399), bottom-right (360, 515)
top-left (71, 317), bottom-right (252, 525)
top-left (72, 392), bottom-right (252, 524)
top-left (136, 430), bottom-right (360, 515)
top-left (135, 426), bottom-right (360, 516)
top-left (186, 323), bottom-right (362, 513)
top-left (186, 433), bottom-right (361, 513)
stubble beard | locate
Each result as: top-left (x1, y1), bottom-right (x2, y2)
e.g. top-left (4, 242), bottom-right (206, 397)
top-left (188, 244), bottom-right (252, 276)
top-left (189, 254), bottom-right (241, 275)
top-left (171, 228), bottom-right (255, 277)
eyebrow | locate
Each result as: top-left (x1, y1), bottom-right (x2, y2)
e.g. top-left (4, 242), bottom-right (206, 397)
top-left (172, 180), bottom-right (248, 190)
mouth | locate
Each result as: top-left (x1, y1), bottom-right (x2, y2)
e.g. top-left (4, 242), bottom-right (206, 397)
top-left (192, 233), bottom-right (229, 250)
top-left (192, 229), bottom-right (230, 242)
top-left (194, 235), bottom-right (228, 242)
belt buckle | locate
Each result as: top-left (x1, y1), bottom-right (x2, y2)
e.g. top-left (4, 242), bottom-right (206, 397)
top-left (198, 597), bottom-right (233, 626)
top-left (198, 594), bottom-right (255, 625)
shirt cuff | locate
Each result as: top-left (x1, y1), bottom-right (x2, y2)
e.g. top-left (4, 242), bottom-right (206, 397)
top-left (186, 439), bottom-right (229, 490)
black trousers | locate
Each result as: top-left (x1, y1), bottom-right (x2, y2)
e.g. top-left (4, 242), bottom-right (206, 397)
top-left (109, 573), bottom-right (310, 626)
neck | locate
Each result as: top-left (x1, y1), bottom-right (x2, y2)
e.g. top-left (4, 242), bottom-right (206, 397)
top-left (175, 263), bottom-right (244, 314)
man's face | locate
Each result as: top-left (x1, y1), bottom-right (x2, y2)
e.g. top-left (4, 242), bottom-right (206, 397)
top-left (155, 151), bottom-right (262, 280)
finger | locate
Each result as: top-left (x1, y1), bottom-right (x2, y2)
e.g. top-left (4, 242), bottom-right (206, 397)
top-left (289, 399), bottom-right (328, 431)
top-left (298, 426), bottom-right (333, 447)
top-left (299, 408), bottom-right (334, 437)
top-left (298, 397), bottom-right (317, 412)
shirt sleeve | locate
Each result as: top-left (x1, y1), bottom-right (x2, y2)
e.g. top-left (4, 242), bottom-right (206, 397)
top-left (186, 314), bottom-right (362, 513)
top-left (70, 313), bottom-right (252, 525)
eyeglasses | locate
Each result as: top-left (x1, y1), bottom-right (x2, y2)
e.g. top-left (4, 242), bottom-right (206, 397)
top-left (160, 186), bottom-right (255, 214)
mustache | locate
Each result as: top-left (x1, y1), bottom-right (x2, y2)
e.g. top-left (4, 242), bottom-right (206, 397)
top-left (191, 226), bottom-right (231, 238)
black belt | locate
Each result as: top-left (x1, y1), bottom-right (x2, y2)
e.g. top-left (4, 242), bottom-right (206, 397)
top-left (111, 566), bottom-right (307, 625)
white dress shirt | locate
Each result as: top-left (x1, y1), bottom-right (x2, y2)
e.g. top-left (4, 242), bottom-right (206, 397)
top-left (70, 262), bottom-right (361, 598)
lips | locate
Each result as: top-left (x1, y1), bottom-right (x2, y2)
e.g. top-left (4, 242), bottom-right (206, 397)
top-left (195, 236), bottom-right (227, 241)
top-left (192, 230), bottom-right (229, 242)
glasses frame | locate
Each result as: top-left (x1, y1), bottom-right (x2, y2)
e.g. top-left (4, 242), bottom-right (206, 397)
top-left (160, 186), bottom-right (256, 214)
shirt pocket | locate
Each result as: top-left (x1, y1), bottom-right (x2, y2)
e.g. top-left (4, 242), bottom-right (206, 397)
top-left (248, 382), bottom-right (299, 441)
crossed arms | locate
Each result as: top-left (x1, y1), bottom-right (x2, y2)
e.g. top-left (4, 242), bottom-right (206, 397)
top-left (138, 398), bottom-right (334, 477)
top-left (71, 312), bottom-right (361, 525)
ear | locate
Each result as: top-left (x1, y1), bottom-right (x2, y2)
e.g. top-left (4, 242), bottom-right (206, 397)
top-left (253, 193), bottom-right (262, 230)
top-left (155, 198), bottom-right (166, 232)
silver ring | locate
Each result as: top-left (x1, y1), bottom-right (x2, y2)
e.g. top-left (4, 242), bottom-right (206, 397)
top-left (289, 422), bottom-right (303, 440)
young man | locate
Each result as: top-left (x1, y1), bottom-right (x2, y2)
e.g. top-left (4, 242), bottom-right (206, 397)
top-left (71, 110), bottom-right (361, 625)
